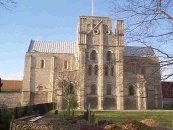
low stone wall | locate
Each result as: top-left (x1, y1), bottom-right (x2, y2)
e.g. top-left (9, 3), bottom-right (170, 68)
top-left (0, 92), bottom-right (21, 107)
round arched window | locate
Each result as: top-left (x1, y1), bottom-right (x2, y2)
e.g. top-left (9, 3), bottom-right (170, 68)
top-left (94, 65), bottom-right (98, 75)
top-left (104, 65), bottom-right (109, 76)
top-left (41, 60), bottom-right (45, 68)
top-left (129, 85), bottom-right (135, 96)
top-left (106, 51), bottom-right (112, 61)
top-left (90, 50), bottom-right (97, 60)
top-left (90, 84), bottom-right (97, 95)
top-left (88, 65), bottom-right (92, 75)
top-left (106, 84), bottom-right (111, 95)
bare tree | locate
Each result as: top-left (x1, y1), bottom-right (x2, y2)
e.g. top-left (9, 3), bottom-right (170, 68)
top-left (54, 70), bottom-right (79, 116)
top-left (0, 0), bottom-right (16, 9)
top-left (0, 77), bottom-right (3, 92)
top-left (111, 0), bottom-right (173, 80)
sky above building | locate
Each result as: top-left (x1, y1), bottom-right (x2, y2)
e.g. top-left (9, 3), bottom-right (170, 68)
top-left (0, 0), bottom-right (172, 81)
top-left (0, 0), bottom-right (113, 80)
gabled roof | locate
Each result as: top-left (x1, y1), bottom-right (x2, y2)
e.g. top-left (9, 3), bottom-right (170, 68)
top-left (124, 46), bottom-right (155, 57)
top-left (27, 40), bottom-right (155, 57)
top-left (28, 40), bottom-right (76, 54)
top-left (1, 80), bottom-right (22, 92)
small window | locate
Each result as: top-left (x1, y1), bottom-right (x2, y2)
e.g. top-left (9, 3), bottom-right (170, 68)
top-left (90, 50), bottom-right (97, 60)
top-left (88, 65), bottom-right (92, 75)
top-left (41, 60), bottom-right (45, 68)
top-left (106, 84), bottom-right (111, 95)
top-left (38, 85), bottom-right (44, 91)
top-left (64, 60), bottom-right (68, 69)
top-left (91, 84), bottom-right (97, 95)
top-left (141, 67), bottom-right (145, 75)
top-left (93, 24), bottom-right (96, 28)
top-left (94, 65), bottom-right (98, 75)
top-left (94, 29), bottom-right (100, 34)
top-left (111, 66), bottom-right (114, 76)
top-left (131, 63), bottom-right (136, 74)
top-left (68, 83), bottom-right (75, 94)
top-left (104, 65), bottom-right (109, 76)
top-left (106, 51), bottom-right (112, 61)
top-left (129, 85), bottom-right (135, 96)
top-left (87, 24), bottom-right (91, 31)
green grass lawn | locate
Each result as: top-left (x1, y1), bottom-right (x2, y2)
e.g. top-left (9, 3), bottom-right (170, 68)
top-left (47, 110), bottom-right (173, 127)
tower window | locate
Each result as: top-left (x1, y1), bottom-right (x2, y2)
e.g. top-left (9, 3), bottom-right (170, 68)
top-left (106, 84), bottom-right (111, 95)
top-left (64, 60), bottom-right (68, 69)
top-left (38, 85), bottom-right (44, 91)
top-left (94, 65), bottom-right (98, 75)
top-left (129, 85), bottom-right (135, 96)
top-left (88, 65), bottom-right (92, 75)
top-left (90, 84), bottom-right (97, 95)
top-left (141, 67), bottom-right (145, 75)
top-left (93, 24), bottom-right (96, 28)
top-left (104, 65), bottom-right (109, 76)
top-left (111, 66), bottom-right (114, 76)
top-left (90, 50), bottom-right (97, 60)
top-left (131, 63), bottom-right (136, 74)
top-left (87, 24), bottom-right (91, 31)
top-left (106, 51), bottom-right (112, 61)
top-left (41, 60), bottom-right (45, 68)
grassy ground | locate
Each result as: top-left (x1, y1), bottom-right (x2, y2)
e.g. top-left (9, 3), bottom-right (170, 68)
top-left (47, 110), bottom-right (173, 127)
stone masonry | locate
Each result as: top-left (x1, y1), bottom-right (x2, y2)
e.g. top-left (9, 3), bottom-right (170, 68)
top-left (21, 15), bottom-right (162, 110)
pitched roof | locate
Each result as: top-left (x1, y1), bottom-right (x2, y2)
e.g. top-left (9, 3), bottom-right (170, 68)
top-left (124, 46), bottom-right (155, 57)
top-left (27, 40), bottom-right (155, 57)
top-left (28, 40), bottom-right (76, 54)
top-left (1, 80), bottom-right (22, 92)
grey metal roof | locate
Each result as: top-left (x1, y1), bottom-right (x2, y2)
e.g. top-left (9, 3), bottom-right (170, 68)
top-left (28, 40), bottom-right (155, 57)
top-left (28, 40), bottom-right (77, 54)
top-left (124, 46), bottom-right (155, 57)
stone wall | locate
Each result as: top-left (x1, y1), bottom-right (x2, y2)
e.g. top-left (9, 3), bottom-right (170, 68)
top-left (124, 56), bottom-right (162, 109)
top-left (22, 52), bottom-right (78, 106)
top-left (0, 92), bottom-right (21, 107)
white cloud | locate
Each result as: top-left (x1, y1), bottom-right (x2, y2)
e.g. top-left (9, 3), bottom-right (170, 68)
top-left (0, 71), bottom-right (23, 80)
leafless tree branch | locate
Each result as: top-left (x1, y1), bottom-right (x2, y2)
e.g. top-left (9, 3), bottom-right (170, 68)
top-left (111, 0), bottom-right (173, 80)
top-left (0, 0), bottom-right (17, 10)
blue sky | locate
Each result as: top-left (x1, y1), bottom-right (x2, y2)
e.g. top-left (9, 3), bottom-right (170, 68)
top-left (0, 0), bottom-right (172, 81)
top-left (0, 0), bottom-right (113, 80)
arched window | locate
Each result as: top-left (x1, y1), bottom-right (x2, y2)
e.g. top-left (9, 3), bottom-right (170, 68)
top-left (90, 50), bottom-right (97, 60)
top-left (38, 85), bottom-right (44, 91)
top-left (68, 83), bottom-right (75, 94)
top-left (94, 65), bottom-right (98, 75)
top-left (87, 24), bottom-right (91, 31)
top-left (111, 66), bottom-right (114, 76)
top-left (88, 65), bottom-right (92, 75)
top-left (91, 84), bottom-right (97, 95)
top-left (64, 60), bottom-right (68, 69)
top-left (106, 84), bottom-right (111, 95)
top-left (131, 63), bottom-right (136, 74)
top-left (106, 51), bottom-right (112, 61)
top-left (141, 67), bottom-right (145, 75)
top-left (104, 65), bottom-right (109, 76)
top-left (129, 85), bottom-right (135, 96)
top-left (41, 60), bottom-right (45, 68)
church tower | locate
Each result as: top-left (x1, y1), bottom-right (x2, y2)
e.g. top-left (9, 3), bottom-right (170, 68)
top-left (77, 16), bottom-right (124, 109)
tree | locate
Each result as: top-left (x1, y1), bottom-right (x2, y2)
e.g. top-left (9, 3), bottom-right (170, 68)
top-left (54, 70), bottom-right (79, 117)
top-left (0, 78), bottom-right (3, 92)
top-left (0, 0), bottom-right (16, 9)
top-left (111, 0), bottom-right (173, 80)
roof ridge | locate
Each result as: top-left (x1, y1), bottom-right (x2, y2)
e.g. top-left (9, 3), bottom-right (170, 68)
top-left (32, 39), bottom-right (76, 44)
top-left (28, 39), bottom-right (77, 54)
top-left (125, 45), bottom-right (149, 48)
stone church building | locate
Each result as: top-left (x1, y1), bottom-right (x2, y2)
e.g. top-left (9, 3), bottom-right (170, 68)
top-left (21, 16), bottom-right (162, 110)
